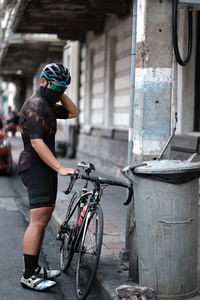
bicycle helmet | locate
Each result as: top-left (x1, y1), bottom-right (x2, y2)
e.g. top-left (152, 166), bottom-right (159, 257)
top-left (40, 63), bottom-right (71, 86)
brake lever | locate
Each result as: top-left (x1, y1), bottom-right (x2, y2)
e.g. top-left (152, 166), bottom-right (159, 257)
top-left (64, 169), bottom-right (79, 195)
top-left (123, 182), bottom-right (133, 206)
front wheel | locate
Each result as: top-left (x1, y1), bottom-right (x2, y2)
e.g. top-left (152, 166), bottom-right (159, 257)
top-left (60, 191), bottom-right (80, 273)
top-left (76, 204), bottom-right (103, 300)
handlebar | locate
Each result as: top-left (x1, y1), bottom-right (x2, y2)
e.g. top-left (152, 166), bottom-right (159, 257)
top-left (124, 183), bottom-right (133, 205)
top-left (64, 170), bottom-right (133, 205)
top-left (121, 162), bottom-right (148, 180)
top-left (64, 170), bottom-right (79, 195)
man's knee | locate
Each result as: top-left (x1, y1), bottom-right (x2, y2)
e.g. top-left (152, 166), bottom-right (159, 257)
top-left (31, 219), bottom-right (48, 231)
top-left (30, 206), bottom-right (54, 229)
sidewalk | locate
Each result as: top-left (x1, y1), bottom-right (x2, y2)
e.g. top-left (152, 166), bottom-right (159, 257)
top-left (11, 135), bottom-right (200, 300)
top-left (11, 136), bottom-right (132, 299)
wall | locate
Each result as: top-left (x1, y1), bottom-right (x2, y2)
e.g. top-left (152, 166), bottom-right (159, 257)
top-left (170, 9), bottom-right (200, 161)
top-left (76, 4), bottom-right (199, 174)
top-left (77, 14), bottom-right (132, 176)
top-left (62, 41), bottom-right (80, 157)
top-left (174, 9), bottom-right (197, 134)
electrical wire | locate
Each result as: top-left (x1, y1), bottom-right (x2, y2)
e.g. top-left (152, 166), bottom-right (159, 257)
top-left (172, 0), bottom-right (193, 66)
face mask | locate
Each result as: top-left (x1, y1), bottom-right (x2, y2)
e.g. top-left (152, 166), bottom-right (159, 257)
top-left (36, 86), bottom-right (63, 105)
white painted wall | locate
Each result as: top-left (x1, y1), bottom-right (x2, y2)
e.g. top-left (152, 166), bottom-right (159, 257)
top-left (52, 41), bottom-right (80, 142)
top-left (79, 45), bottom-right (87, 125)
top-left (174, 9), bottom-right (197, 134)
top-left (7, 82), bottom-right (16, 108)
top-left (79, 14), bottom-right (132, 130)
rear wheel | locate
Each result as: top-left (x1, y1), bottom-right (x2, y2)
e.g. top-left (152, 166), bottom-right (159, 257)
top-left (60, 192), bottom-right (80, 272)
top-left (76, 204), bottom-right (103, 300)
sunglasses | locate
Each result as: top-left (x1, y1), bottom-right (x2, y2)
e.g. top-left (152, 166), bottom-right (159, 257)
top-left (48, 81), bottom-right (67, 93)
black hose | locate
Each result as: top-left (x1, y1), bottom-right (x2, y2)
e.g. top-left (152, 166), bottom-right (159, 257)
top-left (172, 0), bottom-right (193, 66)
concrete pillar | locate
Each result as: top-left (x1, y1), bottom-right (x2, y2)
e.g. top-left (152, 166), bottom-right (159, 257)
top-left (133, 0), bottom-right (173, 162)
top-left (63, 41), bottom-right (80, 158)
top-left (13, 77), bottom-right (31, 110)
top-left (129, 0), bottom-right (173, 280)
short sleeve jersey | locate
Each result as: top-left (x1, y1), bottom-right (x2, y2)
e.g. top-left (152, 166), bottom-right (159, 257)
top-left (18, 93), bottom-right (69, 171)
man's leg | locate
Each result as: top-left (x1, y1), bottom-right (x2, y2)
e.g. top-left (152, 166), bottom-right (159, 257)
top-left (23, 206), bottom-right (54, 279)
top-left (21, 206), bottom-right (58, 290)
top-left (23, 206), bottom-right (54, 255)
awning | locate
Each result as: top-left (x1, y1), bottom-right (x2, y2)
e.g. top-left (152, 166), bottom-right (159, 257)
top-left (0, 0), bottom-right (130, 79)
top-left (12, 0), bottom-right (130, 40)
top-left (0, 34), bottom-right (65, 79)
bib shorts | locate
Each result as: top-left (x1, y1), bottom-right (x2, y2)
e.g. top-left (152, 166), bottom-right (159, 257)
top-left (21, 165), bottom-right (58, 209)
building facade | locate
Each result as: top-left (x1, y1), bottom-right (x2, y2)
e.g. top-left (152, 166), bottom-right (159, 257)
top-left (76, 14), bottom-right (132, 176)
top-left (71, 1), bottom-right (200, 175)
top-left (0, 0), bottom-right (200, 177)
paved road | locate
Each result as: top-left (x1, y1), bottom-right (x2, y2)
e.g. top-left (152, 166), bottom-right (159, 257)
top-left (0, 170), bottom-right (101, 300)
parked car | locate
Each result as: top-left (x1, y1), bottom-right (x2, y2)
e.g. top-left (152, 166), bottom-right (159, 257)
top-left (0, 117), bottom-right (12, 175)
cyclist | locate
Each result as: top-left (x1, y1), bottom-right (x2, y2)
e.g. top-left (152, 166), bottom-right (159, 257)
top-left (18, 63), bottom-right (79, 291)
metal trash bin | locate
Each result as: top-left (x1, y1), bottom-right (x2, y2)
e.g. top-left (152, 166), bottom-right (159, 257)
top-left (131, 160), bottom-right (200, 300)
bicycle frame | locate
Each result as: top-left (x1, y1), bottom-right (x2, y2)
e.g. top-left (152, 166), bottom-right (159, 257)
top-left (75, 180), bottom-right (104, 247)
top-left (73, 192), bottom-right (93, 251)
top-left (59, 161), bottom-right (133, 300)
top-left (61, 184), bottom-right (101, 253)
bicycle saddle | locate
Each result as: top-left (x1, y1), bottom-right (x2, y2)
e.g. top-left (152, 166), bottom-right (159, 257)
top-left (77, 161), bottom-right (95, 171)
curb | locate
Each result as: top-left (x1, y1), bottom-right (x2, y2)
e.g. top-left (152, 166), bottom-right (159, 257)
top-left (51, 209), bottom-right (132, 300)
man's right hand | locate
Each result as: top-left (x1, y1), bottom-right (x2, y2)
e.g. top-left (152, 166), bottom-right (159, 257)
top-left (58, 166), bottom-right (76, 176)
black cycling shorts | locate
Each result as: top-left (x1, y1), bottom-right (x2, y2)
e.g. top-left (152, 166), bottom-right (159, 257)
top-left (21, 165), bottom-right (58, 209)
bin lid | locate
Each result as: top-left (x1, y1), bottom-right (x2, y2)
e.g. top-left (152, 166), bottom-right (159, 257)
top-left (132, 160), bottom-right (200, 184)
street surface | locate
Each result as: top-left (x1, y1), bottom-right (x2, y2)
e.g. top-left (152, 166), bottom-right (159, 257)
top-left (0, 169), bottom-right (101, 300)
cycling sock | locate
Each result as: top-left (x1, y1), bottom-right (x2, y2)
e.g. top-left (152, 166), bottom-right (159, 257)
top-left (36, 251), bottom-right (40, 265)
top-left (23, 254), bottom-right (39, 279)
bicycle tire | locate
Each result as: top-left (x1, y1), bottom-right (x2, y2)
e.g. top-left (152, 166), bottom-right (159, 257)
top-left (60, 191), bottom-right (80, 273)
top-left (76, 204), bottom-right (103, 300)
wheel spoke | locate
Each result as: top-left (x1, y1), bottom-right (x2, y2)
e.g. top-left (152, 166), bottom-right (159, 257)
top-left (76, 205), bottom-right (103, 300)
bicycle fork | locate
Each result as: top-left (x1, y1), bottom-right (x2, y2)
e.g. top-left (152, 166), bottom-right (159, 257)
top-left (75, 210), bottom-right (92, 252)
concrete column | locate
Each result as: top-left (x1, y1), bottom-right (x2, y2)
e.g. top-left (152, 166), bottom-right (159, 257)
top-left (14, 77), bottom-right (30, 110)
top-left (63, 41), bottom-right (80, 158)
top-left (133, 0), bottom-right (173, 162)
top-left (129, 0), bottom-right (173, 281)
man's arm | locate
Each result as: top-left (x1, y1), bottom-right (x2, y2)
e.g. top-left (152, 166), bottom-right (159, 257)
top-left (60, 94), bottom-right (79, 119)
top-left (31, 138), bottom-right (74, 176)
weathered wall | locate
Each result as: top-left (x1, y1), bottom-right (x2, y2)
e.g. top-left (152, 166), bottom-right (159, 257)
top-left (133, 0), bottom-right (173, 162)
top-left (175, 10), bottom-right (197, 134)
top-left (77, 129), bottom-right (128, 177)
top-left (77, 1), bottom-right (198, 175)
top-left (77, 14), bottom-right (132, 175)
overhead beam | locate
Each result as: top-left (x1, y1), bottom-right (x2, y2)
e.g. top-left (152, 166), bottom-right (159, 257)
top-left (0, 35), bottom-right (65, 78)
top-left (11, 0), bottom-right (131, 40)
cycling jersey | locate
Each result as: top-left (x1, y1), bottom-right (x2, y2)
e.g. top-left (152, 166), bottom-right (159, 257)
top-left (18, 93), bottom-right (68, 171)
top-left (18, 92), bottom-right (69, 209)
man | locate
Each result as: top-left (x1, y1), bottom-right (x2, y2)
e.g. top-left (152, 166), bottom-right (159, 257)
top-left (17, 63), bottom-right (79, 291)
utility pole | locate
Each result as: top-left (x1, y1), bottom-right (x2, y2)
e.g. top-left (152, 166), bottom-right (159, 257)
top-left (129, 0), bottom-right (173, 279)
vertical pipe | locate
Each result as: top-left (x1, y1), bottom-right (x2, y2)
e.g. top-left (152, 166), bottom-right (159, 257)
top-left (124, 0), bottom-right (138, 257)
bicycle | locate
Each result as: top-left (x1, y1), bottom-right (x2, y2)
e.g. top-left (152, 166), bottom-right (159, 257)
top-left (56, 161), bottom-right (133, 300)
